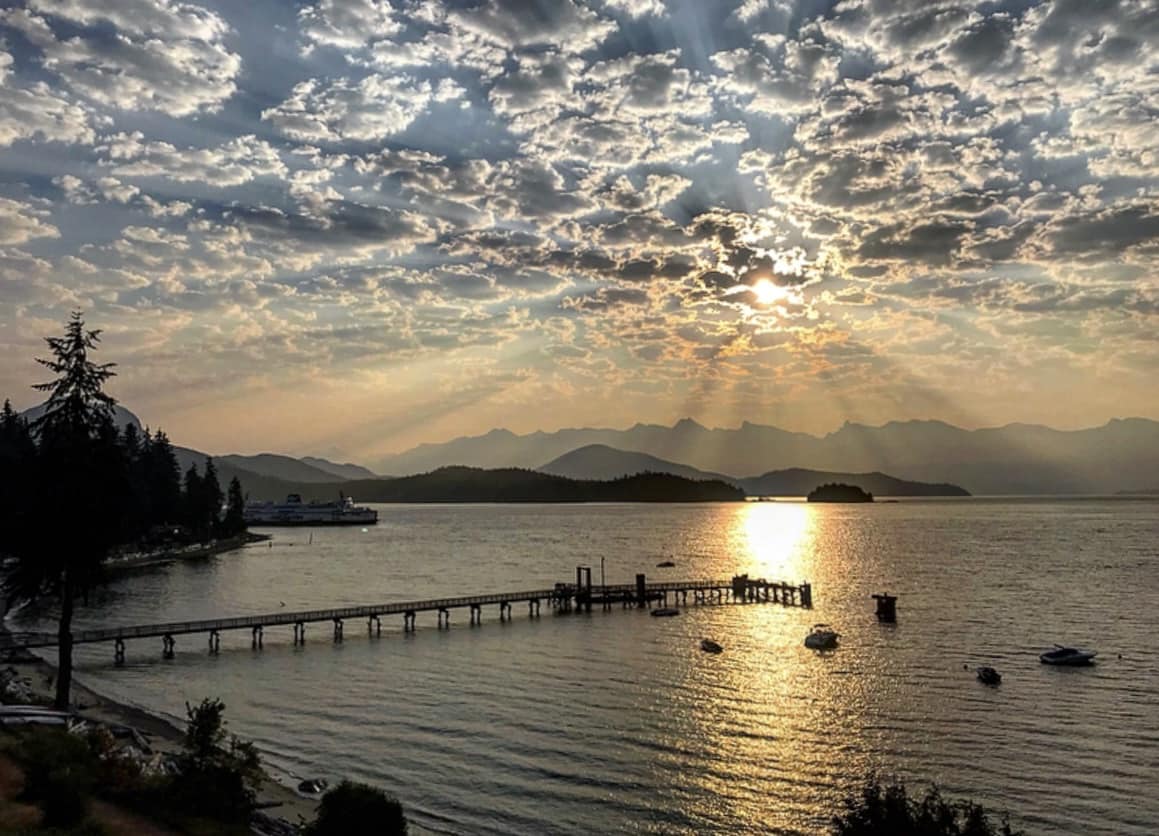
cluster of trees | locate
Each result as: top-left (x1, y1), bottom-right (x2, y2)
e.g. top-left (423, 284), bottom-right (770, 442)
top-left (325, 465), bottom-right (746, 503)
top-left (0, 314), bottom-right (247, 709)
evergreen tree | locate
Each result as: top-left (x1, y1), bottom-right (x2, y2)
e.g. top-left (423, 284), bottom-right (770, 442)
top-left (203, 457), bottom-right (223, 539)
top-left (183, 464), bottom-right (205, 540)
top-left (223, 476), bottom-right (246, 536)
top-left (0, 314), bottom-right (132, 710)
top-left (120, 422), bottom-right (147, 542)
top-left (147, 429), bottom-right (182, 527)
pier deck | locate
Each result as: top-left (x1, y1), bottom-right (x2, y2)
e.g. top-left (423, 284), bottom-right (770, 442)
top-left (2, 575), bottom-right (812, 661)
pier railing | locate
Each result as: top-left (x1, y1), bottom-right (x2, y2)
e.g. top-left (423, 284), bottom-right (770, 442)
top-left (2, 576), bottom-right (812, 655)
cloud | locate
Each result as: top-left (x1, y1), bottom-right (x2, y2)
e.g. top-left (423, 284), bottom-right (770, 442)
top-left (2, 4), bottom-right (240, 116)
top-left (0, 196), bottom-right (61, 245)
top-left (263, 74), bottom-right (464, 142)
top-left (102, 133), bottom-right (288, 187)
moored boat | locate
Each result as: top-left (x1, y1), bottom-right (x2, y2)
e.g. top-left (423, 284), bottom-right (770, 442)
top-left (651, 607), bottom-right (680, 617)
top-left (1039, 645), bottom-right (1097, 666)
top-left (976, 666), bottom-right (1002, 685)
top-left (804, 624), bottom-right (839, 650)
top-left (700, 638), bottom-right (723, 654)
top-left (244, 493), bottom-right (378, 526)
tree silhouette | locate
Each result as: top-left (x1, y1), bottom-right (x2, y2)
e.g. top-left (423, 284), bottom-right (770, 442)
top-left (0, 314), bottom-right (131, 709)
top-left (223, 476), bottom-right (246, 536)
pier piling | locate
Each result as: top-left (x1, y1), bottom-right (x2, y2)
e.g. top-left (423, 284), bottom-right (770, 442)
top-left (252, 626), bottom-right (263, 649)
top-left (333, 619), bottom-right (344, 643)
top-left (114, 638), bottom-right (125, 665)
top-left (162, 634), bottom-right (175, 659)
top-left (208, 630), bottom-right (220, 654)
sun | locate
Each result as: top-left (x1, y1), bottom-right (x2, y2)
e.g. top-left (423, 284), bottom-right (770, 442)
top-left (751, 278), bottom-right (785, 306)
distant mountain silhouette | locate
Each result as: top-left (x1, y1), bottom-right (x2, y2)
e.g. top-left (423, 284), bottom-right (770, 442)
top-left (217, 453), bottom-right (342, 484)
top-left (540, 444), bottom-right (736, 483)
top-left (300, 456), bottom-right (378, 480)
top-left (741, 468), bottom-right (967, 497)
top-left (540, 445), bottom-right (966, 496)
top-left (375, 417), bottom-right (1159, 495)
top-left (234, 466), bottom-right (743, 504)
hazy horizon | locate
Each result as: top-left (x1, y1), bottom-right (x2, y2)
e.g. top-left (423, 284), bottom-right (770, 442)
top-left (2, 0), bottom-right (1157, 461)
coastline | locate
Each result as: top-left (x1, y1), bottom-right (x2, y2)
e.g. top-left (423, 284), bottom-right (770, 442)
top-left (0, 532), bottom-right (317, 835)
top-left (104, 531), bottom-right (272, 574)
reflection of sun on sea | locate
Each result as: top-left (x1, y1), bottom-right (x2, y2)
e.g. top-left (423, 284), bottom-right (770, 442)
top-left (741, 500), bottom-right (815, 581)
top-left (680, 501), bottom-right (858, 833)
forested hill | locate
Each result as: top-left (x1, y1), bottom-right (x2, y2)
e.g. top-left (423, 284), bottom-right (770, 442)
top-left (246, 467), bottom-right (744, 503)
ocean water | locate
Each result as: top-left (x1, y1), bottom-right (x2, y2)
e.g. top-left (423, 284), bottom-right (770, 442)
top-left (38, 500), bottom-right (1159, 834)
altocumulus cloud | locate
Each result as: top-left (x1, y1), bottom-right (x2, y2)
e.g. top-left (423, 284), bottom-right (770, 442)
top-left (0, 0), bottom-right (1156, 453)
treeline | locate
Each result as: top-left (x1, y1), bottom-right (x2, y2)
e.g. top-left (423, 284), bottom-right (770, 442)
top-left (0, 401), bottom-right (246, 551)
top-left (304, 466), bottom-right (746, 503)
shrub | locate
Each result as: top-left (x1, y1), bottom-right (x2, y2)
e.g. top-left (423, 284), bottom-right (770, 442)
top-left (306, 780), bottom-right (408, 836)
top-left (17, 729), bottom-right (99, 827)
top-left (832, 778), bottom-right (1022, 836)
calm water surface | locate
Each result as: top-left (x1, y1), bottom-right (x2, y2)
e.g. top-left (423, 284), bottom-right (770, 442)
top-left (41, 500), bottom-right (1159, 833)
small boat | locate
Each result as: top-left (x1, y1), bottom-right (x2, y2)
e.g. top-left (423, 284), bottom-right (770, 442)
top-left (976, 666), bottom-right (1002, 686)
top-left (656, 560), bottom-right (676, 568)
top-left (1039, 645), bottom-right (1097, 666)
top-left (700, 638), bottom-right (723, 654)
top-left (651, 607), bottom-right (681, 617)
top-left (804, 624), bottom-right (839, 650)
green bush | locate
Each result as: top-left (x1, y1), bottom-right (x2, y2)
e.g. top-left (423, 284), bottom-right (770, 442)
top-left (305, 780), bottom-right (408, 836)
top-left (17, 729), bottom-right (98, 827)
top-left (832, 778), bottom-right (1022, 836)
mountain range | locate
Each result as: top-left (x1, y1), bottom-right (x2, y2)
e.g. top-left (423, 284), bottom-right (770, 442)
top-left (20, 404), bottom-right (1159, 496)
top-left (374, 417), bottom-right (1159, 495)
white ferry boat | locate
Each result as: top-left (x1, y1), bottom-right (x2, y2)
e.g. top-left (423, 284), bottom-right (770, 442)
top-left (244, 493), bottom-right (378, 526)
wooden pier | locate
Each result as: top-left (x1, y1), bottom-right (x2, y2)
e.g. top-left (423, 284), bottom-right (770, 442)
top-left (2, 574), bottom-right (812, 663)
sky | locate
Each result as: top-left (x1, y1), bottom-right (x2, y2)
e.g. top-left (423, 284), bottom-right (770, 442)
top-left (0, 0), bottom-right (1157, 461)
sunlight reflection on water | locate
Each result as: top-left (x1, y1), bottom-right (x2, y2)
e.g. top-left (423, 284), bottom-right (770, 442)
top-left (27, 499), bottom-right (1159, 835)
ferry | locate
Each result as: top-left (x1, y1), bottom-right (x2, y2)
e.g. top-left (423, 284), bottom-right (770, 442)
top-left (244, 494), bottom-right (378, 526)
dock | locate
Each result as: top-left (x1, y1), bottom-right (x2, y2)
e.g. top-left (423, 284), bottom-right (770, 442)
top-left (2, 573), bottom-right (812, 663)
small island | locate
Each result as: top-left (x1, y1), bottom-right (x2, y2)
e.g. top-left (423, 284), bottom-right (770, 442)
top-left (807, 483), bottom-right (874, 503)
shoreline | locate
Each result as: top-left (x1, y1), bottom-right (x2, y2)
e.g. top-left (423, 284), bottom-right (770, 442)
top-left (104, 531), bottom-right (272, 574)
top-left (1, 531), bottom-right (318, 835)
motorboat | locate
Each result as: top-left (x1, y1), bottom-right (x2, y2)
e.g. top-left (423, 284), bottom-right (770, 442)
top-left (804, 624), bottom-right (839, 650)
top-left (976, 666), bottom-right (1002, 686)
top-left (1039, 645), bottom-right (1097, 666)
top-left (700, 638), bottom-right (723, 654)
top-left (656, 560), bottom-right (676, 568)
top-left (651, 607), bottom-right (680, 617)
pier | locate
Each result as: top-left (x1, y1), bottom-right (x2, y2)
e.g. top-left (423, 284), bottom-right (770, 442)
top-left (2, 574), bottom-right (812, 663)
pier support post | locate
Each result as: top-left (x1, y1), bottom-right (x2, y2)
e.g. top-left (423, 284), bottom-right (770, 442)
top-left (114, 638), bottom-right (125, 665)
top-left (635, 574), bottom-right (646, 608)
top-left (368, 616), bottom-right (381, 636)
top-left (470, 604), bottom-right (481, 626)
top-left (162, 634), bottom-right (175, 660)
top-left (333, 619), bottom-right (344, 643)
top-left (438, 609), bottom-right (450, 629)
top-left (528, 599), bottom-right (540, 617)
top-left (293, 622), bottom-right (305, 645)
top-left (499, 602), bottom-right (511, 621)
top-left (208, 630), bottom-right (220, 654)
top-left (799, 583), bottom-right (813, 608)
top-left (872, 593), bottom-right (897, 623)
top-left (252, 626), bottom-right (263, 649)
top-left (403, 612), bottom-right (415, 632)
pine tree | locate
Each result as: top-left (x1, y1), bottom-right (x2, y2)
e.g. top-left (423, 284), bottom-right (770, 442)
top-left (183, 464), bottom-right (205, 541)
top-left (0, 314), bottom-right (132, 710)
top-left (147, 429), bottom-right (182, 527)
top-left (203, 458), bottom-right (223, 539)
top-left (223, 476), bottom-right (247, 536)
